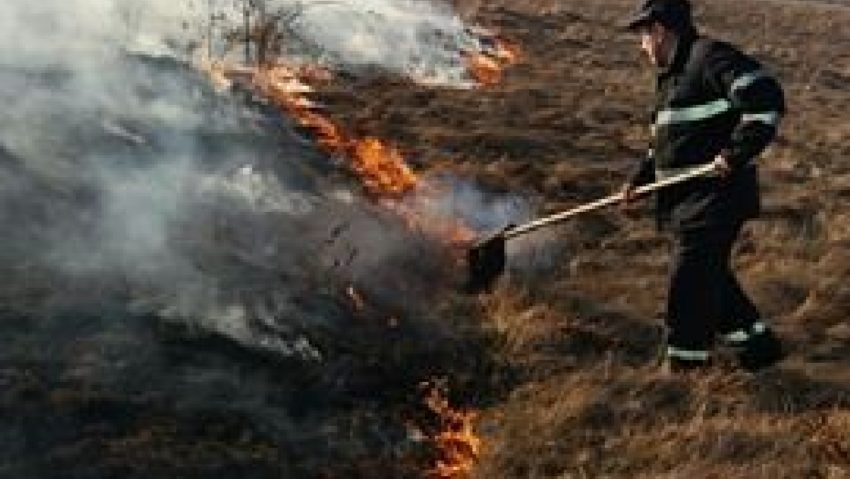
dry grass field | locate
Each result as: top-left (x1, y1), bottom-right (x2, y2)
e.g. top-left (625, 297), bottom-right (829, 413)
top-left (316, 0), bottom-right (850, 477)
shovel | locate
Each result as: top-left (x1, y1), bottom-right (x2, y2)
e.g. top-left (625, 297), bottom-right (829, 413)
top-left (465, 162), bottom-right (718, 293)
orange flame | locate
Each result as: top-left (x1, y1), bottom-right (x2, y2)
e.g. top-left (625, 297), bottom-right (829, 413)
top-left (466, 36), bottom-right (521, 87)
top-left (203, 29), bottom-right (519, 197)
top-left (205, 62), bottom-right (481, 248)
top-left (424, 384), bottom-right (482, 479)
top-left (351, 138), bottom-right (418, 197)
top-left (243, 66), bottom-right (419, 198)
top-left (467, 54), bottom-right (503, 87)
top-left (201, 27), bottom-right (520, 249)
top-left (200, 31), bottom-right (525, 478)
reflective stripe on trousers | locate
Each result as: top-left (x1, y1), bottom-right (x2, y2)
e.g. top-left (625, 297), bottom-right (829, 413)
top-left (667, 346), bottom-right (710, 361)
top-left (742, 111), bottom-right (782, 127)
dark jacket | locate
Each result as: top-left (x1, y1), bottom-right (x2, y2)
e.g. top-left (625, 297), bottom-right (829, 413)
top-left (630, 30), bottom-right (785, 231)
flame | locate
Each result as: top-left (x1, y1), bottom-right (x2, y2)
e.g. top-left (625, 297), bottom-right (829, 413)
top-left (239, 66), bottom-right (419, 198)
top-left (351, 138), bottom-right (418, 197)
top-left (424, 384), bottom-right (482, 479)
top-left (199, 29), bottom-right (520, 263)
top-left (466, 36), bottom-right (521, 87)
top-left (467, 54), bottom-right (503, 87)
top-left (203, 61), bottom-right (481, 249)
top-left (382, 180), bottom-right (477, 246)
top-left (198, 26), bottom-right (524, 479)
top-left (201, 27), bottom-right (519, 198)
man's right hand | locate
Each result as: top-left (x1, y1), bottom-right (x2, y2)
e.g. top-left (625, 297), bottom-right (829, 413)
top-left (620, 182), bottom-right (639, 204)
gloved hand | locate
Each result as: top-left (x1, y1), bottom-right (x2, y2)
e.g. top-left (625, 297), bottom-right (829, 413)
top-left (620, 182), bottom-right (639, 204)
top-left (712, 154), bottom-right (732, 178)
top-left (618, 182), bottom-right (644, 218)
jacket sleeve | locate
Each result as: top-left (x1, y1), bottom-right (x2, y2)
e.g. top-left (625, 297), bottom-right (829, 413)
top-left (703, 45), bottom-right (786, 169)
top-left (628, 113), bottom-right (657, 187)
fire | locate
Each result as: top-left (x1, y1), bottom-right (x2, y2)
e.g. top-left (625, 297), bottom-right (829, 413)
top-left (237, 65), bottom-right (419, 198)
top-left (202, 60), bottom-right (484, 253)
top-left (197, 24), bottom-right (522, 479)
top-left (201, 28), bottom-right (520, 198)
top-left (424, 383), bottom-right (482, 479)
top-left (351, 137), bottom-right (418, 198)
top-left (466, 36), bottom-right (522, 87)
top-left (467, 54), bottom-right (503, 87)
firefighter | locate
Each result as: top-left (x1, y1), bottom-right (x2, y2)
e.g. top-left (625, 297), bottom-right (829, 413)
top-left (620, 0), bottom-right (785, 371)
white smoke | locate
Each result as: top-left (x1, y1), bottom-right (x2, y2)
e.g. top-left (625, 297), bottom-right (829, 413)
top-left (0, 0), bottom-right (330, 358)
top-left (204, 0), bottom-right (485, 85)
top-left (0, 2), bottom-right (529, 470)
top-left (0, 1), bottom-right (199, 63)
top-left (2, 0), bottom-right (491, 83)
top-left (407, 174), bottom-right (562, 278)
top-left (283, 0), bottom-right (479, 84)
top-left (0, 0), bottom-right (527, 359)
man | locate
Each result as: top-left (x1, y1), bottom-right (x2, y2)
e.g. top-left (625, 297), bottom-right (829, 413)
top-left (621, 0), bottom-right (785, 371)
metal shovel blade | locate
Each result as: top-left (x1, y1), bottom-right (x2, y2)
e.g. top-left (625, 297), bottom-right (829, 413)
top-left (465, 230), bottom-right (507, 294)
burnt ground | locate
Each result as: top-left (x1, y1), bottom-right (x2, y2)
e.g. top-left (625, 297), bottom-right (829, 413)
top-left (3, 0), bottom-right (850, 478)
top-left (0, 55), bottom-right (498, 478)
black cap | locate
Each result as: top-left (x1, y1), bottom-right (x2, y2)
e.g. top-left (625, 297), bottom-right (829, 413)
top-left (625, 0), bottom-right (694, 32)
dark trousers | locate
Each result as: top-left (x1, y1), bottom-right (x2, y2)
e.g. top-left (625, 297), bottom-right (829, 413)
top-left (666, 223), bottom-right (761, 353)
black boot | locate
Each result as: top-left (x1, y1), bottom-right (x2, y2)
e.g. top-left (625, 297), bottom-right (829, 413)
top-left (737, 327), bottom-right (784, 371)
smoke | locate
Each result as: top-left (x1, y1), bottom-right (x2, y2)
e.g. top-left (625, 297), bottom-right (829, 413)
top-left (0, 0), bottom-right (530, 362)
top-left (0, 1), bottom-right (533, 473)
top-left (0, 1), bottom-right (198, 63)
top-left (402, 173), bottom-right (531, 234)
top-left (285, 0), bottom-right (479, 84)
top-left (0, 0), bottom-right (342, 359)
top-left (407, 174), bottom-right (564, 278)
top-left (205, 0), bottom-right (486, 85)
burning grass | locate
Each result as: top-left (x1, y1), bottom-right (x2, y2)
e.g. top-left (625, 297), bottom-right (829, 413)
top-left (423, 383), bottom-right (483, 479)
top-left (207, 62), bottom-right (422, 201)
top-left (194, 17), bottom-right (527, 477)
top-left (466, 37), bottom-right (522, 87)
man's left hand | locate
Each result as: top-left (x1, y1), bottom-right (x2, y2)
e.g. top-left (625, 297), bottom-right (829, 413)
top-left (712, 155), bottom-right (732, 178)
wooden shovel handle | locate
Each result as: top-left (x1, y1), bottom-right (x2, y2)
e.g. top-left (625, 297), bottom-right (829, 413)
top-left (503, 162), bottom-right (717, 240)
